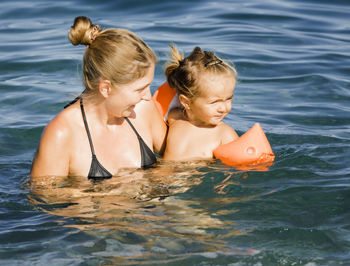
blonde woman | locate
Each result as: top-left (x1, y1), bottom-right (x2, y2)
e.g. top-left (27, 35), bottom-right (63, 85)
top-left (31, 16), bottom-right (167, 179)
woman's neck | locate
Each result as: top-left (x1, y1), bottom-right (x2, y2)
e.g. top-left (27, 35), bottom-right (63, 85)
top-left (82, 97), bottom-right (125, 128)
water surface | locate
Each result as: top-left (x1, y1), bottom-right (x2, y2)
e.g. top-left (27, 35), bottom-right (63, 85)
top-left (0, 0), bottom-right (349, 265)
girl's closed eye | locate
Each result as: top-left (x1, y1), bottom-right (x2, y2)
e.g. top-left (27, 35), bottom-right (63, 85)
top-left (209, 97), bottom-right (232, 104)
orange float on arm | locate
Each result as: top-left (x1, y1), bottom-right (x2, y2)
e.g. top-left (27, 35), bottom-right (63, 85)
top-left (152, 82), bottom-right (178, 122)
top-left (213, 123), bottom-right (275, 169)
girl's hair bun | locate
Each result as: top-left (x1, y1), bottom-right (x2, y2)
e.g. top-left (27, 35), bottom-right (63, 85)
top-left (164, 44), bottom-right (185, 77)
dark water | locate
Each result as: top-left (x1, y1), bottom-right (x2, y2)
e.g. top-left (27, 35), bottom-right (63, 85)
top-left (1, 0), bottom-right (349, 265)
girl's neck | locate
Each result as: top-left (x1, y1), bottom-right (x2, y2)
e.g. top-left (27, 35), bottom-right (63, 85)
top-left (185, 111), bottom-right (217, 129)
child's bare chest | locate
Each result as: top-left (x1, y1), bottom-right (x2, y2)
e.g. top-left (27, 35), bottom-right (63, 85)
top-left (180, 125), bottom-right (222, 158)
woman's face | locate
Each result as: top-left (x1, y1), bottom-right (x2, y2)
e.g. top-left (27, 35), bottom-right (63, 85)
top-left (187, 73), bottom-right (235, 127)
top-left (107, 63), bottom-right (155, 118)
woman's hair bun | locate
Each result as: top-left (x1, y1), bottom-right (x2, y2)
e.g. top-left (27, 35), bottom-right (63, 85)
top-left (69, 16), bottom-right (99, 46)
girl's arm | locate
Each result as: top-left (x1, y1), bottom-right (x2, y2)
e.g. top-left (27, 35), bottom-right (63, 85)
top-left (220, 123), bottom-right (239, 145)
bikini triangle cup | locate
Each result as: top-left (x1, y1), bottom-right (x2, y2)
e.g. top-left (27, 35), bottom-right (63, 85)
top-left (152, 82), bottom-right (275, 171)
top-left (79, 98), bottom-right (156, 180)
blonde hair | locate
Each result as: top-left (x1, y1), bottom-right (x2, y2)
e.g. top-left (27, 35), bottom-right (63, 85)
top-left (165, 45), bottom-right (237, 100)
top-left (69, 16), bottom-right (157, 98)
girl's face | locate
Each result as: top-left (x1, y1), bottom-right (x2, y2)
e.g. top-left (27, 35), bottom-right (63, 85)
top-left (186, 73), bottom-right (235, 127)
top-left (107, 63), bottom-right (155, 118)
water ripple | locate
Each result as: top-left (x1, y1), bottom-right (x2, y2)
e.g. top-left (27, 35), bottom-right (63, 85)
top-left (0, 0), bottom-right (350, 264)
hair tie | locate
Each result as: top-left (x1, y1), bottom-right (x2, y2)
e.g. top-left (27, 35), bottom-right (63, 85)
top-left (89, 25), bottom-right (99, 44)
top-left (205, 59), bottom-right (223, 67)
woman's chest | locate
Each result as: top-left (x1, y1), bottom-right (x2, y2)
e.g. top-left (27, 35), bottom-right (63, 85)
top-left (69, 120), bottom-right (152, 176)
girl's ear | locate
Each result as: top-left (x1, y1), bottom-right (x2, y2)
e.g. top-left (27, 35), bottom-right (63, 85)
top-left (98, 80), bottom-right (112, 98)
top-left (179, 94), bottom-right (191, 110)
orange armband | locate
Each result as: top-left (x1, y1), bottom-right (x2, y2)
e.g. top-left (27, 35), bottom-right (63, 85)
top-left (213, 123), bottom-right (275, 169)
top-left (152, 82), bottom-right (178, 122)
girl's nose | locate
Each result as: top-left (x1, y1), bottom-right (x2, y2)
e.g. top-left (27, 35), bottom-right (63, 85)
top-left (218, 103), bottom-right (226, 113)
top-left (218, 101), bottom-right (231, 113)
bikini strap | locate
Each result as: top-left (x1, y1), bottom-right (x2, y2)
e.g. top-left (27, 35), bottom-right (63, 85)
top-left (80, 98), bottom-right (96, 156)
top-left (124, 117), bottom-right (142, 140)
top-left (64, 95), bottom-right (80, 109)
top-left (124, 117), bottom-right (157, 168)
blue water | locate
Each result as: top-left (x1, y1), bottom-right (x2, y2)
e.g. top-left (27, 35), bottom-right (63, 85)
top-left (1, 0), bottom-right (350, 265)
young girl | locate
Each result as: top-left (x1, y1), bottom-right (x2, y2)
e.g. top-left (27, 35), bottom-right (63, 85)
top-left (163, 45), bottom-right (239, 161)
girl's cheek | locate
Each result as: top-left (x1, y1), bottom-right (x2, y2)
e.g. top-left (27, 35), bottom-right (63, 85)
top-left (226, 101), bottom-right (232, 112)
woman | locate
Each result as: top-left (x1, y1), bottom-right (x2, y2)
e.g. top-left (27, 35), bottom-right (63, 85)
top-left (30, 16), bottom-right (167, 179)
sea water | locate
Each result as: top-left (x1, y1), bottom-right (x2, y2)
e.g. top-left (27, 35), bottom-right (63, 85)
top-left (0, 0), bottom-right (349, 265)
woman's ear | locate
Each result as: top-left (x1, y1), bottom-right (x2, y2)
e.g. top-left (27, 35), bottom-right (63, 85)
top-left (179, 94), bottom-right (191, 110)
top-left (98, 80), bottom-right (112, 98)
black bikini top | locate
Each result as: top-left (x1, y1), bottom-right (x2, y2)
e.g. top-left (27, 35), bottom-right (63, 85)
top-left (79, 98), bottom-right (157, 179)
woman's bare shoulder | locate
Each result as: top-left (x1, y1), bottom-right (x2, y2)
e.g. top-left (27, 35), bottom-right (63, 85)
top-left (31, 103), bottom-right (81, 178)
top-left (134, 99), bottom-right (157, 121)
top-left (42, 103), bottom-right (81, 143)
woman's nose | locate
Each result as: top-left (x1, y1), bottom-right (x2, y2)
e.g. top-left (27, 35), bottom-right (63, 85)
top-left (141, 87), bottom-right (152, 101)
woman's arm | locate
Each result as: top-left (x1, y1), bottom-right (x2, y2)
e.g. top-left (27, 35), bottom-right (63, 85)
top-left (30, 115), bottom-right (70, 178)
top-left (149, 99), bottom-right (168, 155)
top-left (162, 108), bottom-right (189, 160)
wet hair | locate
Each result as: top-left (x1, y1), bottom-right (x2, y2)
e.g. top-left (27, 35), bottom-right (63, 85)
top-left (165, 45), bottom-right (237, 100)
top-left (69, 16), bottom-right (157, 98)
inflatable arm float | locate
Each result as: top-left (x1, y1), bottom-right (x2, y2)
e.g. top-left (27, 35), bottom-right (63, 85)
top-left (153, 82), bottom-right (178, 121)
top-left (213, 123), bottom-right (275, 167)
top-left (153, 82), bottom-right (275, 168)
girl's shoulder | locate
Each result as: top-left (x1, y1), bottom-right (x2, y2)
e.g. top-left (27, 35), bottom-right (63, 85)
top-left (167, 107), bottom-right (186, 125)
top-left (217, 122), bottom-right (239, 144)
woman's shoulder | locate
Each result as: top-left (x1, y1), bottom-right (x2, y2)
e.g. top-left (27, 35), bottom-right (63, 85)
top-left (134, 98), bottom-right (168, 128)
top-left (134, 99), bottom-right (157, 119)
top-left (42, 102), bottom-right (81, 143)
top-left (31, 102), bottom-right (81, 178)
